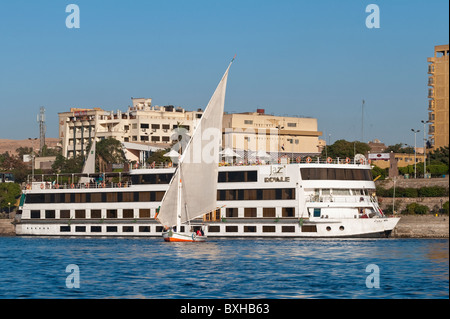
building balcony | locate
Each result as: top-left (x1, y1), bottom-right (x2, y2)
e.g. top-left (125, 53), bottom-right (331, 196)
top-left (428, 100), bottom-right (435, 110)
top-left (428, 64), bottom-right (435, 74)
top-left (428, 77), bottom-right (434, 86)
top-left (428, 89), bottom-right (434, 98)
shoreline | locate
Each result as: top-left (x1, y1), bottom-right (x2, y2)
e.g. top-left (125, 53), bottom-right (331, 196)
top-left (1, 215), bottom-right (448, 238)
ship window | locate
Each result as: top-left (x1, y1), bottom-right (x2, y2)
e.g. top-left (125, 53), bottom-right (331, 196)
top-left (139, 192), bottom-right (151, 202)
top-left (225, 226), bottom-right (238, 232)
top-left (31, 210), bottom-right (41, 219)
top-left (282, 207), bottom-right (295, 217)
top-left (60, 210), bottom-right (70, 219)
top-left (301, 168), bottom-right (372, 181)
top-left (91, 210), bottom-right (101, 218)
top-left (91, 193), bottom-right (102, 202)
top-left (263, 207), bottom-right (276, 218)
top-left (282, 226), bottom-right (295, 232)
top-left (217, 188), bottom-right (295, 201)
top-left (75, 210), bottom-right (85, 219)
top-left (123, 209), bottom-right (134, 218)
top-left (156, 226), bottom-right (164, 232)
top-left (107, 210), bottom-right (117, 218)
top-left (218, 171), bottom-right (257, 183)
top-left (107, 192), bottom-right (117, 202)
top-left (226, 208), bottom-right (238, 218)
top-left (122, 226), bottom-right (134, 233)
top-left (263, 226), bottom-right (276, 232)
top-left (313, 208), bottom-right (321, 217)
top-left (75, 226), bottom-right (86, 232)
top-left (45, 210), bottom-right (56, 219)
top-left (302, 225), bottom-right (317, 232)
top-left (139, 226), bottom-right (150, 232)
top-left (244, 208), bottom-right (257, 218)
top-left (60, 226), bottom-right (71, 232)
top-left (91, 226), bottom-right (102, 232)
top-left (208, 226), bottom-right (221, 232)
top-left (139, 209), bottom-right (151, 218)
top-left (244, 226), bottom-right (257, 232)
top-left (107, 226), bottom-right (117, 232)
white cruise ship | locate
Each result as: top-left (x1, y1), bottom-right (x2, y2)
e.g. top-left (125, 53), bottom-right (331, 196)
top-left (15, 157), bottom-right (400, 238)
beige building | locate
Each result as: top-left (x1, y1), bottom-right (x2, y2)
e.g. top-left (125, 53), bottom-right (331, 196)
top-left (59, 98), bottom-right (203, 159)
top-left (427, 44), bottom-right (449, 150)
top-left (60, 102), bottom-right (322, 163)
top-left (222, 109), bottom-right (322, 162)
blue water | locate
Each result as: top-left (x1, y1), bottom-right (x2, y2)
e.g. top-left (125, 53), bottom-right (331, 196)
top-left (0, 237), bottom-right (447, 299)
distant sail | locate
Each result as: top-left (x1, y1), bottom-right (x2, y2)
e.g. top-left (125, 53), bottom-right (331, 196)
top-left (157, 63), bottom-right (232, 227)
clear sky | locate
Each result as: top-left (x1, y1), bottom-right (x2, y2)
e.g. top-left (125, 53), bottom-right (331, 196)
top-left (0, 0), bottom-right (448, 148)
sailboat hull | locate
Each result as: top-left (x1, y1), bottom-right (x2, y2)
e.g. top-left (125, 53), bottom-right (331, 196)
top-left (162, 231), bottom-right (207, 242)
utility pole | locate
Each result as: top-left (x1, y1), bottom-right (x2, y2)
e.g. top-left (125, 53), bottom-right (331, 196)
top-left (411, 128), bottom-right (420, 179)
top-left (361, 99), bottom-right (365, 142)
top-left (38, 107), bottom-right (46, 155)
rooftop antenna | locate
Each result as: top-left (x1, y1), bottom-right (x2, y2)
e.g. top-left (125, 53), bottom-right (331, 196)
top-left (38, 106), bottom-right (46, 154)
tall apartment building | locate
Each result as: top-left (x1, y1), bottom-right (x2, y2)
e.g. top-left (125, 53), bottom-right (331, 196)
top-left (59, 98), bottom-right (203, 158)
top-left (222, 109), bottom-right (322, 162)
top-left (427, 44), bottom-right (449, 150)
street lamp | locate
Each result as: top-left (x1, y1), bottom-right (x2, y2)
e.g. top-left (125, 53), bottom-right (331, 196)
top-left (411, 129), bottom-right (420, 179)
top-left (421, 120), bottom-right (430, 178)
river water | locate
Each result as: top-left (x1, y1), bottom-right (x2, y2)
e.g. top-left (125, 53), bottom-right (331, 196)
top-left (0, 237), bottom-right (447, 299)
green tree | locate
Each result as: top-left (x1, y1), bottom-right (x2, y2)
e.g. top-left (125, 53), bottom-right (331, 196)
top-left (146, 149), bottom-right (172, 165)
top-left (52, 154), bottom-right (84, 174)
top-left (322, 140), bottom-right (370, 159)
top-left (96, 138), bottom-right (127, 165)
top-left (0, 183), bottom-right (22, 212)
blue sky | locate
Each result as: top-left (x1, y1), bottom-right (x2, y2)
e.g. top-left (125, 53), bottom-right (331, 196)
top-left (0, 0), bottom-right (448, 147)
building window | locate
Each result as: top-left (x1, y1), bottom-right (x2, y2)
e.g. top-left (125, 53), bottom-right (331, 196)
top-left (151, 136), bottom-right (160, 142)
top-left (287, 123), bottom-right (297, 127)
top-left (106, 226), bottom-right (117, 232)
top-left (140, 123), bottom-right (149, 129)
top-left (140, 135), bottom-right (149, 141)
top-left (244, 120), bottom-right (253, 125)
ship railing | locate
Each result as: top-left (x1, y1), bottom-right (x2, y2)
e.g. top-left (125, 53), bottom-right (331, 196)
top-left (133, 156), bottom-right (369, 169)
top-left (306, 195), bottom-right (376, 204)
top-left (24, 172), bottom-right (131, 191)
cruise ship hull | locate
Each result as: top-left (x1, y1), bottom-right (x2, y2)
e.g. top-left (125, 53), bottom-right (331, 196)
top-left (15, 161), bottom-right (400, 238)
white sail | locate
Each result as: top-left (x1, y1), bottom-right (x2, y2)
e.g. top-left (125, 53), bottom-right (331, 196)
top-left (157, 63), bottom-right (232, 228)
top-left (79, 141), bottom-right (96, 184)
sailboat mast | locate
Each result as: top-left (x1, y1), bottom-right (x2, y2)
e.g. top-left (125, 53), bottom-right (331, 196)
top-left (176, 164), bottom-right (182, 231)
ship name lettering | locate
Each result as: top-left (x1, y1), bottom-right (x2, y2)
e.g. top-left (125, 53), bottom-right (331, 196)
top-left (264, 176), bottom-right (290, 183)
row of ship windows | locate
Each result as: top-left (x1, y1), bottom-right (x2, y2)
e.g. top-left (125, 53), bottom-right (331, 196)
top-left (27, 207), bottom-right (296, 219)
top-left (30, 225), bottom-right (318, 233)
top-left (25, 188), bottom-right (296, 204)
